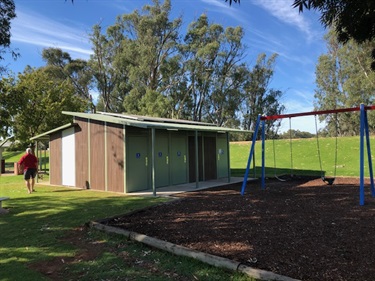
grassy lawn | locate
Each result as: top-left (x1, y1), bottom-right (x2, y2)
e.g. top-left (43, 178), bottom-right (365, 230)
top-left (0, 175), bottom-right (254, 281)
top-left (2, 150), bottom-right (49, 173)
top-left (230, 136), bottom-right (375, 178)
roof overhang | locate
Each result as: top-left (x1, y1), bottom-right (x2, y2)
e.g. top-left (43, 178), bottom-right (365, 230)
top-left (30, 123), bottom-right (77, 141)
top-left (30, 112), bottom-right (251, 141)
top-left (62, 111), bottom-right (251, 134)
top-left (0, 137), bottom-right (13, 148)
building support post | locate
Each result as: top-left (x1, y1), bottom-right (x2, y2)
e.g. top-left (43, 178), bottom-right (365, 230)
top-left (226, 132), bottom-right (231, 183)
top-left (151, 128), bottom-right (156, 196)
top-left (195, 130), bottom-right (199, 189)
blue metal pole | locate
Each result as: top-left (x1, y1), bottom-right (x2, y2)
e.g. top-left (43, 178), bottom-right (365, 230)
top-left (241, 115), bottom-right (262, 195)
top-left (360, 104), bottom-right (365, 205)
top-left (364, 109), bottom-right (375, 197)
top-left (261, 119), bottom-right (266, 190)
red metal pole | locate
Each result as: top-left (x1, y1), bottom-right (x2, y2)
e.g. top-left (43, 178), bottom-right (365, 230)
top-left (260, 105), bottom-right (375, 121)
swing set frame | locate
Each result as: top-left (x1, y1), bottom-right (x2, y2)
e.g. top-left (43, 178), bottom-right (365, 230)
top-left (241, 104), bottom-right (375, 206)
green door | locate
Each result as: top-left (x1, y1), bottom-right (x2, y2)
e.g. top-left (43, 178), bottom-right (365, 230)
top-left (127, 136), bottom-right (149, 192)
top-left (155, 133), bottom-right (169, 187)
top-left (170, 135), bottom-right (187, 185)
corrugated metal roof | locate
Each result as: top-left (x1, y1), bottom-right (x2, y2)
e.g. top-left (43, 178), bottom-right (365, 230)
top-left (31, 112), bottom-right (251, 141)
top-left (63, 111), bottom-right (251, 133)
top-left (98, 111), bottom-right (214, 126)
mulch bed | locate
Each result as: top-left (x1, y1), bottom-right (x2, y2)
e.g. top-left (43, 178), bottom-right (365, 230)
top-left (105, 176), bottom-right (375, 281)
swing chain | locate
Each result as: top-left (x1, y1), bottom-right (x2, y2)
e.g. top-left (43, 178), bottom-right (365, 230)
top-left (315, 114), bottom-right (338, 185)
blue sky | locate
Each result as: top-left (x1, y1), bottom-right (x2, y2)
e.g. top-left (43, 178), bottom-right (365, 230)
top-left (6, 0), bottom-right (327, 132)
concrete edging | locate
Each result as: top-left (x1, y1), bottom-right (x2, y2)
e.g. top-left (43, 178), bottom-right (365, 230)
top-left (90, 221), bottom-right (300, 281)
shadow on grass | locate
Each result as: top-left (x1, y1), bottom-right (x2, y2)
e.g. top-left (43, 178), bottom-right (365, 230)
top-left (52, 189), bottom-right (85, 193)
top-left (231, 167), bottom-right (325, 179)
top-left (0, 190), bottom-right (166, 280)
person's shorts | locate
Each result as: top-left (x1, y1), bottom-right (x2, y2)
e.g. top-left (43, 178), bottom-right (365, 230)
top-left (24, 168), bottom-right (37, 180)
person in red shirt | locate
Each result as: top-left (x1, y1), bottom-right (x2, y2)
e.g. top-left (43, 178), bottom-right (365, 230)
top-left (18, 148), bottom-right (38, 194)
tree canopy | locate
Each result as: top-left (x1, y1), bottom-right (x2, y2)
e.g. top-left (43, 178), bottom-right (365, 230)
top-left (227, 0), bottom-right (375, 69)
top-left (314, 29), bottom-right (375, 136)
top-left (292, 0), bottom-right (375, 69)
top-left (88, 0), bottom-right (284, 133)
top-left (1, 0), bottom-right (285, 143)
top-left (0, 0), bottom-right (18, 74)
top-left (0, 66), bottom-right (89, 145)
top-left (293, 0), bottom-right (374, 43)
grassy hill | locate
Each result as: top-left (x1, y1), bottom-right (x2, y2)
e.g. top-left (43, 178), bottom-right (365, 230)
top-left (230, 136), bottom-right (375, 178)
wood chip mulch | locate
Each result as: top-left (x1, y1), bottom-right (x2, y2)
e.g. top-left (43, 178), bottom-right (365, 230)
top-left (105, 176), bottom-right (375, 281)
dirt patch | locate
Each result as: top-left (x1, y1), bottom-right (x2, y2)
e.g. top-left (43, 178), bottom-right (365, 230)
top-left (28, 226), bottom-right (107, 280)
top-left (104, 176), bottom-right (375, 281)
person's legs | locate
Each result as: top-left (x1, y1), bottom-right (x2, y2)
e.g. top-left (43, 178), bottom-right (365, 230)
top-left (24, 170), bottom-right (32, 194)
top-left (25, 179), bottom-right (32, 194)
top-left (31, 177), bottom-right (35, 192)
top-left (31, 168), bottom-right (36, 192)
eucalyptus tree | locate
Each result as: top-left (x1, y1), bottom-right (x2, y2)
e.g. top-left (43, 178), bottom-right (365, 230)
top-left (204, 27), bottom-right (249, 127)
top-left (120, 0), bottom-right (182, 116)
top-left (293, 0), bottom-right (374, 45)
top-left (0, 0), bottom-right (18, 74)
top-left (314, 30), bottom-right (375, 136)
top-left (87, 0), bottom-right (284, 129)
top-left (241, 53), bottom-right (285, 135)
top-left (293, 0), bottom-right (375, 70)
top-left (42, 48), bottom-right (93, 102)
top-left (89, 23), bottom-right (125, 112)
top-left (227, 0), bottom-right (375, 69)
top-left (90, 0), bottom-right (182, 115)
top-left (180, 14), bottom-right (247, 125)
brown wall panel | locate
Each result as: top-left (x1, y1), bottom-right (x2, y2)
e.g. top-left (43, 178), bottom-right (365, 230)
top-left (75, 118), bottom-right (89, 189)
top-left (107, 123), bottom-right (124, 193)
top-left (50, 132), bottom-right (62, 185)
top-left (90, 120), bottom-right (105, 190)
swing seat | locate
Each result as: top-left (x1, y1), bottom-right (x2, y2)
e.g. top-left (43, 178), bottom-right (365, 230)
top-left (322, 177), bottom-right (335, 185)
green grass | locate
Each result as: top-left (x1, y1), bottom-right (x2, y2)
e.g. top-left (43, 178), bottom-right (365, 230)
top-left (2, 151), bottom-right (24, 162)
top-left (3, 151), bottom-right (49, 171)
top-left (0, 175), bottom-right (254, 281)
top-left (230, 136), bottom-right (375, 178)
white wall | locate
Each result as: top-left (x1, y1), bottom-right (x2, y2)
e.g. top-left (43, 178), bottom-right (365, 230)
top-left (62, 127), bottom-right (75, 186)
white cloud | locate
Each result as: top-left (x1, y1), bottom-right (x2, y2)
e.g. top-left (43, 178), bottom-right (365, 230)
top-left (11, 10), bottom-right (93, 59)
top-left (251, 0), bottom-right (316, 40)
top-left (201, 0), bottom-right (229, 9)
top-left (199, 0), bottom-right (249, 23)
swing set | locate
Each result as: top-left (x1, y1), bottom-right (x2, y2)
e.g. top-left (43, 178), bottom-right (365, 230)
top-left (271, 115), bottom-right (338, 184)
top-left (241, 104), bottom-right (375, 206)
